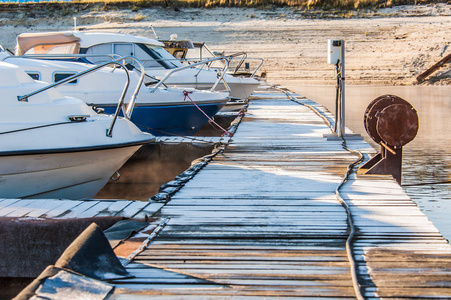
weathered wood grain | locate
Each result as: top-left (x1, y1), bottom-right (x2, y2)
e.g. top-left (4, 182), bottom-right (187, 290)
top-left (110, 88), bottom-right (451, 299)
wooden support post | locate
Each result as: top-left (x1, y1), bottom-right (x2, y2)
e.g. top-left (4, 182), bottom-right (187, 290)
top-left (416, 53), bottom-right (451, 83)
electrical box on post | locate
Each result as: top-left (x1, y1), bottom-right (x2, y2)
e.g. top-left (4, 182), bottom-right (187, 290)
top-left (327, 39), bottom-right (343, 65)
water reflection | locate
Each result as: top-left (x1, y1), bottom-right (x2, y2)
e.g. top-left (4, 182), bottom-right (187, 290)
top-left (95, 142), bottom-right (215, 201)
top-left (283, 83), bottom-right (451, 242)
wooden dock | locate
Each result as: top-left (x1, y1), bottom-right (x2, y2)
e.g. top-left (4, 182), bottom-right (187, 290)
top-left (4, 85), bottom-right (451, 299)
top-left (0, 198), bottom-right (163, 220)
top-left (107, 86), bottom-right (451, 299)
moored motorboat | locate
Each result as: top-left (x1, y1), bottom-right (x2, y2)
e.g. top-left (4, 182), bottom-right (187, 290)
top-left (14, 31), bottom-right (261, 99)
top-left (162, 39), bottom-right (264, 78)
top-left (0, 62), bottom-right (155, 200)
top-left (4, 56), bottom-right (230, 136)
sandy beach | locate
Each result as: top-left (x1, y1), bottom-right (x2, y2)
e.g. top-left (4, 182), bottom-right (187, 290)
top-left (0, 3), bottom-right (450, 87)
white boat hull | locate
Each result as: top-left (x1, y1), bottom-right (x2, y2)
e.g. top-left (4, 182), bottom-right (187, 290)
top-left (166, 81), bottom-right (259, 100)
top-left (0, 145), bottom-right (141, 200)
top-left (0, 62), bottom-right (155, 200)
top-left (150, 69), bottom-right (260, 99)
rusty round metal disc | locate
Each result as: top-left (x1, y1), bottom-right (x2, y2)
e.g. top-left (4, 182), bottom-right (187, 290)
top-left (364, 95), bottom-right (410, 144)
top-left (376, 103), bottom-right (419, 147)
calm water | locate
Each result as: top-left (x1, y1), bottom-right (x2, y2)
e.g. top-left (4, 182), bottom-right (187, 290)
top-left (284, 84), bottom-right (451, 242)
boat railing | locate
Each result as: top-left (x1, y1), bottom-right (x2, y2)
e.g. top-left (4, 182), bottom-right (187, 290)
top-left (3, 53), bottom-right (122, 60)
top-left (114, 56), bottom-right (146, 120)
top-left (7, 53), bottom-right (231, 93)
top-left (228, 54), bottom-right (264, 78)
top-left (225, 51), bottom-right (247, 75)
top-left (4, 53), bottom-right (147, 134)
top-left (179, 55), bottom-right (264, 78)
top-left (144, 56), bottom-right (232, 94)
top-left (103, 55), bottom-right (231, 96)
top-left (14, 59), bottom-right (134, 138)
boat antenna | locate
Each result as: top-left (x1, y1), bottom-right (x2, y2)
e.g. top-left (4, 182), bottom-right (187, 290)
top-left (150, 25), bottom-right (158, 39)
top-left (73, 17), bottom-right (77, 31)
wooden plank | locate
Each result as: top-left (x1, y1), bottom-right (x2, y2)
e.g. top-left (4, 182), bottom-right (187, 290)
top-left (74, 201), bottom-right (117, 218)
top-left (94, 200), bottom-right (134, 217)
top-left (116, 201), bottom-right (150, 218)
top-left (58, 201), bottom-right (101, 219)
top-left (133, 203), bottom-right (164, 219)
top-left (23, 199), bottom-right (71, 218)
top-left (41, 200), bottom-right (84, 218)
top-left (0, 200), bottom-right (37, 217)
top-left (160, 205), bottom-right (345, 212)
top-left (0, 198), bottom-right (21, 211)
top-left (110, 294), bottom-right (355, 299)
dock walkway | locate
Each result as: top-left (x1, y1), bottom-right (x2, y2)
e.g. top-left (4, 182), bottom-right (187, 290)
top-left (109, 86), bottom-right (451, 299)
top-left (3, 85), bottom-right (451, 299)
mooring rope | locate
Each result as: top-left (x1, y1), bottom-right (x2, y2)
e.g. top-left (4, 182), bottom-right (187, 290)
top-left (122, 217), bottom-right (171, 267)
top-left (335, 140), bottom-right (365, 300)
top-left (149, 103), bottom-right (248, 203)
top-left (183, 90), bottom-right (233, 137)
top-left (276, 87), bottom-right (366, 300)
top-left (134, 123), bottom-right (221, 145)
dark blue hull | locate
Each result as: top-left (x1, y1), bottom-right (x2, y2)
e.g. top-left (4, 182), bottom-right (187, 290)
top-left (102, 102), bottom-right (227, 136)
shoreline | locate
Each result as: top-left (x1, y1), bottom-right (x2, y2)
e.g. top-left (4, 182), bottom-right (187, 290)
top-left (0, 4), bottom-right (450, 85)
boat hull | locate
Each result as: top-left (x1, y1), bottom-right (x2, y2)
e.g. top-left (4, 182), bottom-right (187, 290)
top-left (155, 76), bottom-right (260, 100)
top-left (172, 82), bottom-right (259, 100)
top-left (102, 101), bottom-right (227, 136)
top-left (0, 145), bottom-right (142, 200)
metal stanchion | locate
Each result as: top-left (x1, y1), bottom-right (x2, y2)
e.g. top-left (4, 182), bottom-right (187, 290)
top-left (324, 39), bottom-right (362, 141)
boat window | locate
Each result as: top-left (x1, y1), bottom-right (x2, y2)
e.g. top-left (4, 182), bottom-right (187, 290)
top-left (84, 44), bottom-right (114, 64)
top-left (172, 50), bottom-right (186, 60)
top-left (26, 72), bottom-right (40, 81)
top-left (131, 44), bottom-right (163, 69)
top-left (83, 42), bottom-right (183, 69)
top-left (186, 47), bottom-right (203, 61)
top-left (24, 43), bottom-right (80, 55)
top-left (53, 72), bottom-right (78, 84)
top-left (137, 44), bottom-right (183, 69)
top-left (84, 43), bottom-right (162, 68)
top-left (187, 45), bottom-right (224, 68)
top-left (114, 43), bottom-right (134, 57)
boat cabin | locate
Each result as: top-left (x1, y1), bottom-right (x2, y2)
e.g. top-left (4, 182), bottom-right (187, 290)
top-left (161, 40), bottom-right (195, 60)
top-left (15, 31), bottom-right (184, 69)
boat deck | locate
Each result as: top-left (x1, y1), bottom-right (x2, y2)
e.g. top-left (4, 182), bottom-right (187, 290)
top-left (3, 85), bottom-right (451, 299)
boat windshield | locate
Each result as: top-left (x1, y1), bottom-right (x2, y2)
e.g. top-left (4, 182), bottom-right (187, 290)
top-left (83, 42), bottom-right (183, 69)
top-left (138, 44), bottom-right (183, 69)
top-left (186, 43), bottom-right (224, 68)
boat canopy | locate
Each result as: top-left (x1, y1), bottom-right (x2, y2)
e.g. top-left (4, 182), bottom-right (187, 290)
top-left (15, 31), bottom-right (164, 56)
top-left (72, 31), bottom-right (164, 49)
top-left (16, 32), bottom-right (81, 56)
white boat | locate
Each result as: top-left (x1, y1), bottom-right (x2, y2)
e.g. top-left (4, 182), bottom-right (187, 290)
top-left (0, 62), bottom-right (155, 200)
top-left (162, 39), bottom-right (264, 78)
top-left (4, 56), bottom-right (230, 136)
top-left (14, 31), bottom-right (261, 99)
